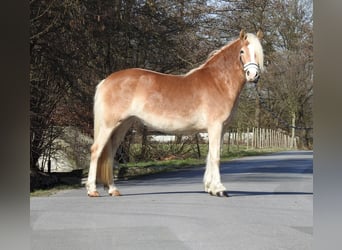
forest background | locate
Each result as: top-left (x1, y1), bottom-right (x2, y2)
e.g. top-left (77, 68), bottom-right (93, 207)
top-left (30, 0), bottom-right (313, 174)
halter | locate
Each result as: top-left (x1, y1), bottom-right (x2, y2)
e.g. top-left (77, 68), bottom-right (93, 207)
top-left (243, 62), bottom-right (260, 83)
top-left (243, 62), bottom-right (259, 73)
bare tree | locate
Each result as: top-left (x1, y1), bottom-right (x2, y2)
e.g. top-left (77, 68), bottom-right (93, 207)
top-left (212, 0), bottom-right (313, 148)
top-left (261, 0), bottom-right (313, 148)
top-left (30, 0), bottom-right (216, 170)
top-left (30, 0), bottom-right (69, 170)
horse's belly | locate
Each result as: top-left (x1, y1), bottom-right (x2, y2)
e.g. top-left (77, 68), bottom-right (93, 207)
top-left (138, 112), bottom-right (206, 134)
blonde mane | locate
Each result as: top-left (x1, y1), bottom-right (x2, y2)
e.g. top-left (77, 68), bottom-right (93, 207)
top-left (245, 33), bottom-right (264, 72)
top-left (185, 43), bottom-right (232, 76)
top-left (186, 32), bottom-right (264, 76)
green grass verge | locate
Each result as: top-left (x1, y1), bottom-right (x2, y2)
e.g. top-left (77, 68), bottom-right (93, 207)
top-left (125, 148), bottom-right (284, 169)
top-left (30, 184), bottom-right (82, 197)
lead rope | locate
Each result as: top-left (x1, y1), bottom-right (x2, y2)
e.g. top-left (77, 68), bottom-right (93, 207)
top-left (253, 83), bottom-right (313, 130)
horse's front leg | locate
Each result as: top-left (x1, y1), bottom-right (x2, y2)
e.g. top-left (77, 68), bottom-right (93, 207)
top-left (204, 124), bottom-right (228, 197)
top-left (86, 144), bottom-right (100, 197)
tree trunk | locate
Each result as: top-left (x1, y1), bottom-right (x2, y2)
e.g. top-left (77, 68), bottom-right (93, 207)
top-left (140, 126), bottom-right (148, 160)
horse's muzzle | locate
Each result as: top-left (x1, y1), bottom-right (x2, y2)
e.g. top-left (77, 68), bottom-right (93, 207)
top-left (252, 74), bottom-right (260, 84)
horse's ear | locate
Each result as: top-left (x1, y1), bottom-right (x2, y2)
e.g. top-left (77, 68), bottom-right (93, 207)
top-left (257, 29), bottom-right (264, 40)
top-left (239, 29), bottom-right (246, 40)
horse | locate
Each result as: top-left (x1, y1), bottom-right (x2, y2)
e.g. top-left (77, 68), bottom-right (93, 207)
top-left (86, 29), bottom-right (264, 197)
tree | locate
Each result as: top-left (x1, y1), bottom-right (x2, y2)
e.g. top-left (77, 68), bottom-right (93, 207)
top-left (30, 0), bottom-right (215, 169)
top-left (30, 0), bottom-right (72, 169)
top-left (261, 0), bottom-right (313, 148)
top-left (210, 0), bottom-right (313, 148)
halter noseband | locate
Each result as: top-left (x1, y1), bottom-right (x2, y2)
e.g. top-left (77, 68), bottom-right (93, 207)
top-left (243, 62), bottom-right (260, 83)
top-left (243, 62), bottom-right (259, 73)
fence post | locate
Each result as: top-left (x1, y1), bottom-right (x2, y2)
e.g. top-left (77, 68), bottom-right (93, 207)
top-left (255, 127), bottom-right (258, 149)
top-left (195, 133), bottom-right (201, 159)
top-left (246, 127), bottom-right (249, 150)
top-left (227, 130), bottom-right (231, 153)
top-left (256, 127), bottom-right (259, 149)
top-left (251, 127), bottom-right (255, 149)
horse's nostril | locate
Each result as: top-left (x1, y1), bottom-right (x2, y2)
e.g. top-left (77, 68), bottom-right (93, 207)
top-left (247, 71), bottom-right (250, 76)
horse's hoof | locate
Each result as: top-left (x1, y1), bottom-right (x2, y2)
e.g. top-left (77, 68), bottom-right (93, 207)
top-left (216, 191), bottom-right (229, 197)
top-left (209, 191), bottom-right (229, 197)
top-left (109, 190), bottom-right (121, 196)
top-left (88, 191), bottom-right (100, 197)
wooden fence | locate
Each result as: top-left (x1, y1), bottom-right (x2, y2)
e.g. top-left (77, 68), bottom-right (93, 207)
top-left (148, 127), bottom-right (297, 150)
top-left (38, 126), bottom-right (297, 172)
top-left (223, 127), bottom-right (297, 150)
top-left (124, 127), bottom-right (297, 162)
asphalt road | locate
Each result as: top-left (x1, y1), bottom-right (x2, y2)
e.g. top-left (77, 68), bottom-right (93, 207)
top-left (31, 150), bottom-right (313, 250)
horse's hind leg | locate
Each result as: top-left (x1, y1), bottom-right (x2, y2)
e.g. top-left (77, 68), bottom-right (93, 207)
top-left (107, 118), bottom-right (135, 196)
top-left (87, 127), bottom-right (113, 197)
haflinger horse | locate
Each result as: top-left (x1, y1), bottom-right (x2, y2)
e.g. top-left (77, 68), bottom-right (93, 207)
top-left (86, 29), bottom-right (264, 197)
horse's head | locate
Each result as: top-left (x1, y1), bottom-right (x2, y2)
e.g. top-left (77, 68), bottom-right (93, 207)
top-left (239, 29), bottom-right (264, 83)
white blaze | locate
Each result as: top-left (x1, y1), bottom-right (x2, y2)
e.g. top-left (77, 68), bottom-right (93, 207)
top-left (245, 44), bottom-right (258, 81)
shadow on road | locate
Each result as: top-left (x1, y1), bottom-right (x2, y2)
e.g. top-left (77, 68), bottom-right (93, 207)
top-left (228, 190), bottom-right (313, 197)
top-left (115, 190), bottom-right (312, 197)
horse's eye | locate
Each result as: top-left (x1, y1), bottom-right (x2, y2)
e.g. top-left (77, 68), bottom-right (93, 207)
top-left (240, 50), bottom-right (244, 54)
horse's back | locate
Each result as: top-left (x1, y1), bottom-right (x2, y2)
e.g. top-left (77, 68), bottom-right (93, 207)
top-left (96, 68), bottom-right (208, 132)
top-left (100, 68), bottom-right (194, 103)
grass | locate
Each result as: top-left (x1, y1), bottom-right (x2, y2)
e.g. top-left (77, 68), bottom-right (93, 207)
top-left (30, 184), bottom-right (82, 197)
top-left (125, 147), bottom-right (284, 169)
top-left (111, 147), bottom-right (285, 182)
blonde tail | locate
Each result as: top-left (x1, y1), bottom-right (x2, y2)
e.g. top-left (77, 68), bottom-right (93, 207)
top-left (93, 80), bottom-right (113, 187)
top-left (96, 141), bottom-right (113, 188)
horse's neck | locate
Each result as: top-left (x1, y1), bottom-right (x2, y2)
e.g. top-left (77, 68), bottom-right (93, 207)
top-left (203, 44), bottom-right (246, 92)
